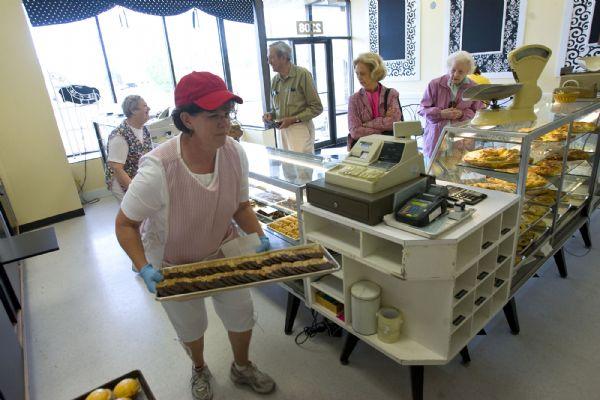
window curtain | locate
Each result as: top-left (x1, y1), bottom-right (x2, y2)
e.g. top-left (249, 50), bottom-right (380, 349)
top-left (23, 0), bottom-right (254, 26)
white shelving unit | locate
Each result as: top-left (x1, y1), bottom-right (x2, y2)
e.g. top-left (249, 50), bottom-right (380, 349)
top-left (301, 182), bottom-right (519, 365)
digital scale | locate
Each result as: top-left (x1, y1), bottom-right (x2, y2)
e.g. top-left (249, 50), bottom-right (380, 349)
top-left (325, 121), bottom-right (425, 193)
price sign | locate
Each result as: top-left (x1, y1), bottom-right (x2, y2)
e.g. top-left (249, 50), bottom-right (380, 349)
top-left (296, 21), bottom-right (324, 35)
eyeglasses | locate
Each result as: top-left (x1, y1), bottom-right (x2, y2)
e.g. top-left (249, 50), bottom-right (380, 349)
top-left (205, 109), bottom-right (237, 122)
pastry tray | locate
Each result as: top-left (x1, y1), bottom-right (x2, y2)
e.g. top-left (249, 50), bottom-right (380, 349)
top-left (155, 244), bottom-right (339, 302)
top-left (72, 370), bottom-right (156, 400)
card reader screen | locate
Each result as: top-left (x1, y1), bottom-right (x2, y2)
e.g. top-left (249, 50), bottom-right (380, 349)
top-left (378, 142), bottom-right (405, 164)
top-left (359, 142), bottom-right (371, 150)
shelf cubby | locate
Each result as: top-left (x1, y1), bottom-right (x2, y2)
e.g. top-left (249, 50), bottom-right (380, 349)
top-left (473, 301), bottom-right (492, 332)
top-left (474, 273), bottom-right (494, 309)
top-left (360, 233), bottom-right (404, 276)
top-left (492, 284), bottom-right (510, 311)
top-left (482, 215), bottom-right (502, 249)
top-left (456, 228), bottom-right (483, 271)
top-left (303, 213), bottom-right (360, 256)
top-left (453, 263), bottom-right (477, 305)
top-left (495, 259), bottom-right (511, 281)
top-left (477, 248), bottom-right (499, 277)
top-left (449, 316), bottom-right (472, 357)
top-left (452, 292), bottom-right (474, 325)
top-left (497, 233), bottom-right (516, 265)
top-left (501, 203), bottom-right (519, 234)
top-left (310, 274), bottom-right (344, 303)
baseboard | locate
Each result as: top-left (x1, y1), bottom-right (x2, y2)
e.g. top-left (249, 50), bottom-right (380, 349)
top-left (80, 187), bottom-right (112, 202)
top-left (19, 208), bottom-right (85, 233)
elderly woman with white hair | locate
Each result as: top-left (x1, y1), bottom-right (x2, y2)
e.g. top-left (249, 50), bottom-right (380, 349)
top-left (347, 52), bottom-right (403, 150)
top-left (418, 51), bottom-right (484, 158)
top-left (105, 95), bottom-right (152, 201)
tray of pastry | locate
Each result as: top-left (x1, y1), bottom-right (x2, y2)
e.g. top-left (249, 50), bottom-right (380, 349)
top-left (266, 215), bottom-right (300, 242)
top-left (155, 244), bottom-right (339, 301)
top-left (72, 369), bottom-right (156, 400)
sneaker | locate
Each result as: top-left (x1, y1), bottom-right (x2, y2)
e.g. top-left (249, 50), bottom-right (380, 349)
top-left (191, 365), bottom-right (213, 400)
top-left (230, 362), bottom-right (276, 394)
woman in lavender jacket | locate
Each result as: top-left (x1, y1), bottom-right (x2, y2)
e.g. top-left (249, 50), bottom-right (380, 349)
top-left (418, 51), bottom-right (484, 159)
top-left (347, 52), bottom-right (403, 150)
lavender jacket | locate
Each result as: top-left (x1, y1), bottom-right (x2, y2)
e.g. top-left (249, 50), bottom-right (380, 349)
top-left (418, 75), bottom-right (484, 157)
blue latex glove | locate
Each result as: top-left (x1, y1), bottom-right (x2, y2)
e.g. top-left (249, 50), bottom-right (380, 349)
top-left (255, 235), bottom-right (271, 253)
top-left (139, 264), bottom-right (163, 293)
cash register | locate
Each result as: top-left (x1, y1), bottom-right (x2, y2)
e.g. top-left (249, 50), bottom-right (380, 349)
top-left (324, 121), bottom-right (425, 193)
top-left (306, 122), bottom-right (427, 225)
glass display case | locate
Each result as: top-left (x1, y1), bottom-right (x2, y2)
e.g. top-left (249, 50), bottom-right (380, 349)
top-left (241, 142), bottom-right (339, 298)
top-left (428, 98), bottom-right (600, 293)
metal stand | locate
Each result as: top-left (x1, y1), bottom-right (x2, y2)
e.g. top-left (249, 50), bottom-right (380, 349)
top-left (410, 366), bottom-right (424, 400)
top-left (580, 221), bottom-right (592, 248)
top-left (503, 297), bottom-right (520, 335)
top-left (339, 332), bottom-right (359, 365)
top-left (554, 247), bottom-right (568, 278)
top-left (459, 346), bottom-right (471, 364)
top-left (284, 293), bottom-right (300, 335)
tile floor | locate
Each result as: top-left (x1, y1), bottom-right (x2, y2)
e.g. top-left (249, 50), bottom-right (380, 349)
top-left (24, 197), bottom-right (600, 399)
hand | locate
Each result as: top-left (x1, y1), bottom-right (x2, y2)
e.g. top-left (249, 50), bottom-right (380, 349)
top-left (278, 117), bottom-right (296, 129)
top-left (452, 108), bottom-right (463, 119)
top-left (262, 113), bottom-right (273, 123)
top-left (255, 235), bottom-right (271, 253)
top-left (139, 264), bottom-right (163, 293)
top-left (440, 108), bottom-right (456, 120)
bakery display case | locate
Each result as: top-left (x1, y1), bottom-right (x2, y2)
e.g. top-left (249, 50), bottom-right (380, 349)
top-left (428, 99), bottom-right (600, 293)
top-left (241, 142), bottom-right (337, 299)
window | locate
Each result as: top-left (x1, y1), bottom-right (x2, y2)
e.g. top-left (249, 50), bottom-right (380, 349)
top-left (31, 18), bottom-right (112, 156)
top-left (263, 0), bottom-right (308, 38)
top-left (225, 19), bottom-right (263, 126)
top-left (311, 1), bottom-right (349, 37)
top-left (165, 9), bottom-right (224, 81)
top-left (98, 7), bottom-right (174, 110)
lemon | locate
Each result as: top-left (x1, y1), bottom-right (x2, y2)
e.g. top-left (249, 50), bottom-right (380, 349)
top-left (85, 388), bottom-right (112, 400)
top-left (113, 378), bottom-right (140, 398)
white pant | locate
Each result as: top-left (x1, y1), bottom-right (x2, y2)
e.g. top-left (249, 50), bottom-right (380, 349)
top-left (279, 120), bottom-right (315, 154)
top-left (161, 288), bottom-right (255, 343)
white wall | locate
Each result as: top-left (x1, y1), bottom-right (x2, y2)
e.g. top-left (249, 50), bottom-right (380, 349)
top-left (351, 0), bottom-right (569, 105)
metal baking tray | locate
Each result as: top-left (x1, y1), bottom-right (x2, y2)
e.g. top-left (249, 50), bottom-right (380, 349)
top-left (155, 244), bottom-right (339, 302)
top-left (72, 369), bottom-right (156, 400)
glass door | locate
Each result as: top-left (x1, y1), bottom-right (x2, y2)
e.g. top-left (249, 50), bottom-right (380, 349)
top-left (268, 38), bottom-right (338, 148)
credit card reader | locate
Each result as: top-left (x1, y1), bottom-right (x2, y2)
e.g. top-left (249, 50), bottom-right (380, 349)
top-left (395, 190), bottom-right (448, 227)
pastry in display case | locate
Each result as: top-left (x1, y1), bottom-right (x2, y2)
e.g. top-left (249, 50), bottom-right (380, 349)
top-left (429, 99), bottom-right (600, 291)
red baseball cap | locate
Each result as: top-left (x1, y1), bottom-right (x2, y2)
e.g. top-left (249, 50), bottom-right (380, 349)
top-left (174, 71), bottom-right (243, 109)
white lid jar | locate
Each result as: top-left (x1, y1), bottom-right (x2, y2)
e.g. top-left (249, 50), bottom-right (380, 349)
top-left (350, 280), bottom-right (381, 335)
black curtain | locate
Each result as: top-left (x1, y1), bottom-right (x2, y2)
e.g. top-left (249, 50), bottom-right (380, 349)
top-left (23, 0), bottom-right (253, 26)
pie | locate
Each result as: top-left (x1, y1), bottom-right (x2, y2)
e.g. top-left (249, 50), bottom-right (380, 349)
top-left (537, 122), bottom-right (597, 142)
top-left (523, 204), bottom-right (550, 218)
top-left (545, 149), bottom-right (590, 161)
top-left (472, 172), bottom-right (548, 193)
top-left (529, 160), bottom-right (563, 177)
top-left (529, 193), bottom-right (556, 206)
top-left (472, 177), bottom-right (516, 193)
top-left (463, 148), bottom-right (521, 168)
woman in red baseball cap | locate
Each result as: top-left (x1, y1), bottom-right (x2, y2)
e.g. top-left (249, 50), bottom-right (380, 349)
top-left (115, 71), bottom-right (275, 400)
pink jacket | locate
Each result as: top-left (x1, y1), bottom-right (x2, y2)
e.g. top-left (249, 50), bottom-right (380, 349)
top-left (348, 85), bottom-right (403, 140)
top-left (418, 75), bottom-right (483, 157)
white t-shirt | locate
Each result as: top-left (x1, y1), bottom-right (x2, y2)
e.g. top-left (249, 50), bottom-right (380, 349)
top-left (120, 136), bottom-right (249, 267)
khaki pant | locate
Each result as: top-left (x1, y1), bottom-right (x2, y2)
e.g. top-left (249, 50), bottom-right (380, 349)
top-left (278, 120), bottom-right (315, 154)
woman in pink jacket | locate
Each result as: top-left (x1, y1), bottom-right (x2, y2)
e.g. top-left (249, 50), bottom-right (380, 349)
top-left (347, 52), bottom-right (403, 150)
top-left (418, 51), bottom-right (484, 158)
